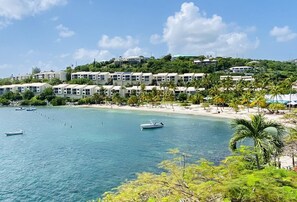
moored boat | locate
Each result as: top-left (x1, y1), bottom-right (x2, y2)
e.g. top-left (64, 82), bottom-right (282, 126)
top-left (140, 120), bottom-right (164, 130)
top-left (26, 107), bottom-right (36, 111)
top-left (15, 107), bottom-right (26, 111)
top-left (5, 130), bottom-right (23, 136)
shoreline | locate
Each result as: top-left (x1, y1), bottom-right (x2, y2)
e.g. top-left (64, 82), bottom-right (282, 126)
top-left (75, 103), bottom-right (287, 123)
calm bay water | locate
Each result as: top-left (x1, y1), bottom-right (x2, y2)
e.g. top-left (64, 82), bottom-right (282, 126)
top-left (0, 106), bottom-right (233, 201)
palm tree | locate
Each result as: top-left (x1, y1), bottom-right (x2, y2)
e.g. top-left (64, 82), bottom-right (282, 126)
top-left (138, 84), bottom-right (146, 106)
top-left (234, 79), bottom-right (245, 97)
top-left (240, 90), bottom-right (253, 111)
top-left (283, 126), bottom-right (297, 168)
top-left (229, 98), bottom-right (240, 113)
top-left (229, 114), bottom-right (285, 169)
top-left (269, 84), bottom-right (283, 103)
top-left (220, 76), bottom-right (233, 93)
top-left (251, 91), bottom-right (266, 113)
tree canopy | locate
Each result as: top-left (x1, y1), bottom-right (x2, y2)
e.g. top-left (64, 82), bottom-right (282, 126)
top-left (96, 148), bottom-right (297, 202)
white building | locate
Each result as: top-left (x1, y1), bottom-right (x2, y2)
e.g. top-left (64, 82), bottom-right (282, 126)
top-left (131, 72), bottom-right (142, 84)
top-left (141, 73), bottom-right (153, 85)
top-left (186, 87), bottom-right (199, 95)
top-left (153, 73), bottom-right (168, 85)
top-left (220, 75), bottom-right (254, 81)
top-left (87, 72), bottom-right (100, 82)
top-left (167, 73), bottom-right (179, 84)
top-left (177, 73), bottom-right (206, 84)
top-left (174, 86), bottom-right (187, 95)
top-left (70, 71), bottom-right (207, 86)
top-left (114, 56), bottom-right (145, 65)
top-left (99, 85), bottom-right (114, 97)
top-left (82, 85), bottom-right (97, 97)
top-left (71, 72), bottom-right (92, 80)
top-left (110, 86), bottom-right (125, 97)
top-left (230, 66), bottom-right (253, 73)
top-left (126, 86), bottom-right (141, 96)
top-left (0, 83), bottom-right (51, 95)
top-left (21, 83), bottom-right (52, 94)
top-left (34, 71), bottom-right (67, 81)
top-left (110, 72), bottom-right (124, 85)
top-left (12, 74), bottom-right (32, 81)
top-left (0, 84), bottom-right (19, 95)
top-left (53, 84), bottom-right (69, 96)
top-left (97, 72), bottom-right (110, 85)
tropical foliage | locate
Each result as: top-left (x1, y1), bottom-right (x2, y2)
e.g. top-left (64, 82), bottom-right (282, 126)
top-left (95, 148), bottom-right (297, 202)
top-left (229, 114), bottom-right (285, 169)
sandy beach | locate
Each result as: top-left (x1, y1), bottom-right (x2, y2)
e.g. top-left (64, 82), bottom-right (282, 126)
top-left (77, 103), bottom-right (287, 123)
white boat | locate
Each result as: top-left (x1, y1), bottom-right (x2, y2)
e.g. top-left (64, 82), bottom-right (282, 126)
top-left (15, 107), bottom-right (26, 111)
top-left (140, 120), bottom-right (164, 130)
top-left (5, 130), bottom-right (23, 136)
top-left (26, 107), bottom-right (36, 111)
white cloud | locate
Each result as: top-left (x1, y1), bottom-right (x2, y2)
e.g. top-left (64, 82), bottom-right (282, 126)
top-left (0, 0), bottom-right (67, 26)
top-left (56, 24), bottom-right (75, 38)
top-left (98, 35), bottom-right (139, 49)
top-left (123, 47), bottom-right (148, 57)
top-left (73, 48), bottom-right (113, 61)
top-left (158, 2), bottom-right (258, 57)
top-left (150, 34), bottom-right (162, 44)
top-left (270, 26), bottom-right (297, 42)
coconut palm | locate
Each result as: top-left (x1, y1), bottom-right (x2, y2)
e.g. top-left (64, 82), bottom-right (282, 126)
top-left (229, 98), bottom-right (240, 113)
top-left (139, 83), bottom-right (146, 105)
top-left (283, 126), bottom-right (297, 168)
top-left (213, 94), bottom-right (225, 111)
top-left (229, 114), bottom-right (285, 169)
top-left (251, 91), bottom-right (266, 112)
top-left (269, 84), bottom-right (284, 103)
top-left (234, 80), bottom-right (245, 97)
top-left (220, 76), bottom-right (233, 93)
top-left (240, 90), bottom-right (253, 112)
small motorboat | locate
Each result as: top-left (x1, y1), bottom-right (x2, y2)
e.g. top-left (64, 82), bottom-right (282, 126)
top-left (15, 107), bottom-right (26, 111)
top-left (140, 120), bottom-right (164, 130)
top-left (26, 107), bottom-right (36, 111)
top-left (5, 130), bottom-right (24, 136)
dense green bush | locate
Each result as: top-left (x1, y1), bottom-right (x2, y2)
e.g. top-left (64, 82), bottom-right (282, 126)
top-left (96, 148), bottom-right (297, 202)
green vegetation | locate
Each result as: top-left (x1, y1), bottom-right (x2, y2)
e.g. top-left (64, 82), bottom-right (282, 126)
top-left (71, 55), bottom-right (297, 77)
top-left (229, 114), bottom-right (285, 169)
top-left (94, 147), bottom-right (297, 202)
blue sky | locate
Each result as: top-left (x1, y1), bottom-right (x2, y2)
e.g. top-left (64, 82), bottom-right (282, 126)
top-left (0, 0), bottom-right (297, 78)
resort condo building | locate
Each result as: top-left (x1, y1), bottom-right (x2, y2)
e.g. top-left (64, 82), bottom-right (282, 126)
top-left (51, 84), bottom-right (201, 99)
top-left (33, 71), bottom-right (67, 81)
top-left (220, 75), bottom-right (254, 81)
top-left (12, 71), bottom-right (66, 82)
top-left (0, 83), bottom-right (52, 95)
top-left (70, 71), bottom-right (206, 86)
top-left (229, 66), bottom-right (253, 73)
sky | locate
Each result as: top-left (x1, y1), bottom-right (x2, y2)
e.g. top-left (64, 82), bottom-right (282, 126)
top-left (0, 0), bottom-right (297, 78)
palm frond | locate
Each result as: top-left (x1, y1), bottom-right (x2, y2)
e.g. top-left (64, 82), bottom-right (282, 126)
top-left (229, 132), bottom-right (247, 151)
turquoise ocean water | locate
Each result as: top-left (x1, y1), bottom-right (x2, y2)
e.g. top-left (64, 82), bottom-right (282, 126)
top-left (0, 107), bottom-right (233, 201)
